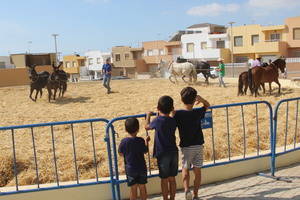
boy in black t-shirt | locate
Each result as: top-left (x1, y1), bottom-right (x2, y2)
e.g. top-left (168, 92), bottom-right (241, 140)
top-left (145, 96), bottom-right (178, 200)
top-left (174, 87), bottom-right (210, 200)
top-left (118, 118), bottom-right (150, 200)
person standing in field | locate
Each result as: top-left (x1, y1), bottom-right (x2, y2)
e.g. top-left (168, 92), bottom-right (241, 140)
top-left (216, 58), bottom-right (226, 87)
top-left (102, 58), bottom-right (112, 94)
top-left (145, 96), bottom-right (178, 200)
top-left (173, 87), bottom-right (210, 200)
top-left (118, 118), bottom-right (150, 200)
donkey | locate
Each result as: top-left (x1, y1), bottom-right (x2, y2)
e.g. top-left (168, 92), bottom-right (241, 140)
top-left (27, 65), bottom-right (50, 101)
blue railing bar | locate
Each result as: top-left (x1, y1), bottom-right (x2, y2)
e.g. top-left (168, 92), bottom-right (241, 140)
top-left (115, 153), bottom-right (272, 184)
top-left (275, 147), bottom-right (300, 156)
top-left (226, 107), bottom-right (231, 161)
top-left (284, 102), bottom-right (289, 151)
top-left (111, 126), bottom-right (121, 200)
top-left (11, 129), bottom-right (19, 191)
top-left (255, 104), bottom-right (260, 156)
top-left (90, 122), bottom-right (99, 182)
top-left (210, 109), bottom-right (216, 163)
top-left (0, 118), bottom-right (109, 131)
top-left (0, 180), bottom-right (112, 196)
top-left (104, 124), bottom-right (117, 200)
top-left (50, 125), bottom-right (60, 186)
top-left (241, 105), bottom-right (246, 158)
top-left (31, 127), bottom-right (40, 188)
top-left (71, 124), bottom-right (79, 184)
top-left (294, 100), bottom-right (299, 149)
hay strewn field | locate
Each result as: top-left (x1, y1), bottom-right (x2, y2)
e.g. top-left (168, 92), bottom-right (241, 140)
top-left (0, 78), bottom-right (299, 188)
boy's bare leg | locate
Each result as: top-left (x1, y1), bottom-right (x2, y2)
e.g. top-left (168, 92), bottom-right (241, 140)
top-left (161, 178), bottom-right (169, 200)
top-left (138, 184), bottom-right (147, 200)
top-left (182, 168), bottom-right (190, 192)
top-left (168, 177), bottom-right (177, 200)
top-left (130, 184), bottom-right (138, 200)
top-left (193, 167), bottom-right (201, 198)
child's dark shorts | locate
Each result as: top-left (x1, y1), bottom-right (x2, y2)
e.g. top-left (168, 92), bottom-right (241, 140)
top-left (126, 171), bottom-right (148, 187)
top-left (157, 151), bottom-right (178, 179)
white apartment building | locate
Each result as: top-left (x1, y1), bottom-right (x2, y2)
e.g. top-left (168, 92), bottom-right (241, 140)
top-left (181, 23), bottom-right (231, 62)
top-left (84, 50), bottom-right (111, 79)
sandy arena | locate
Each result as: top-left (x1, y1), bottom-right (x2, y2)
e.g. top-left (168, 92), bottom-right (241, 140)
top-left (0, 78), bottom-right (299, 188)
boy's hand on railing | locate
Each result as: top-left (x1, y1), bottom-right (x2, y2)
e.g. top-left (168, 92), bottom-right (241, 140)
top-left (146, 136), bottom-right (150, 143)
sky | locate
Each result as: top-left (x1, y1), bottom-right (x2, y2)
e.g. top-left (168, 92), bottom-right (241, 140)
top-left (1, 0), bottom-right (300, 56)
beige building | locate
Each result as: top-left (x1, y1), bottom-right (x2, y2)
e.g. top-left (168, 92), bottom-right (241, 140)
top-left (63, 54), bottom-right (86, 82)
top-left (285, 16), bottom-right (300, 57)
top-left (111, 46), bottom-right (146, 78)
top-left (10, 53), bottom-right (57, 68)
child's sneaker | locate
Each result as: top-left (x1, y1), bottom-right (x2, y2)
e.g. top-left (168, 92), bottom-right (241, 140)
top-left (185, 190), bottom-right (193, 200)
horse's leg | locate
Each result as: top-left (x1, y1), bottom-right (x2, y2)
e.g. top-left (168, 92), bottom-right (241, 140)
top-left (53, 88), bottom-right (57, 100)
top-left (269, 82), bottom-right (272, 95)
top-left (35, 89), bottom-right (39, 101)
top-left (40, 89), bottom-right (43, 98)
top-left (204, 73), bottom-right (209, 85)
top-left (29, 87), bottom-right (35, 101)
top-left (47, 88), bottom-right (52, 102)
top-left (169, 75), bottom-right (175, 84)
top-left (275, 80), bottom-right (281, 94)
top-left (261, 83), bottom-right (265, 94)
top-left (244, 81), bottom-right (248, 95)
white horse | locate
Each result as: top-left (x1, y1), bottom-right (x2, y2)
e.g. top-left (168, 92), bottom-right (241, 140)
top-left (158, 60), bottom-right (197, 84)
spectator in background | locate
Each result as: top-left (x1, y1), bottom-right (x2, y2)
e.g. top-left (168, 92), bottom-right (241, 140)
top-left (216, 58), bottom-right (226, 87)
top-left (102, 58), bottom-right (112, 94)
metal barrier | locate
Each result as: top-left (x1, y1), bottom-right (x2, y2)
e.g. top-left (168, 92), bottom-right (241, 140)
top-left (0, 118), bottom-right (115, 197)
top-left (107, 101), bottom-right (273, 200)
top-left (272, 97), bottom-right (300, 176)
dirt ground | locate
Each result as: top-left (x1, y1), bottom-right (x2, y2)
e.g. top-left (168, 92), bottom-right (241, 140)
top-left (0, 78), bottom-right (299, 188)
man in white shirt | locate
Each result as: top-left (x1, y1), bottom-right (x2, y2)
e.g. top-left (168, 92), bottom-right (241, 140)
top-left (250, 57), bottom-right (262, 69)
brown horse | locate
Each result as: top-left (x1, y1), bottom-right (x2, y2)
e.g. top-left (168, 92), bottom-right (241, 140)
top-left (250, 58), bottom-right (286, 97)
top-left (27, 65), bottom-right (50, 101)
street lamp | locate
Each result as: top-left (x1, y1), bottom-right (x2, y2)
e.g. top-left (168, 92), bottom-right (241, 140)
top-left (27, 41), bottom-right (32, 54)
top-left (52, 34), bottom-right (59, 65)
top-left (228, 22), bottom-right (235, 77)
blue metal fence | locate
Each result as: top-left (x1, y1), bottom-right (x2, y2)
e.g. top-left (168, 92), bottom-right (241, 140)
top-left (106, 101), bottom-right (274, 200)
top-left (0, 118), bottom-right (113, 196)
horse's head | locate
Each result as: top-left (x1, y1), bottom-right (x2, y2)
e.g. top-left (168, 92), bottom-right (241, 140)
top-left (27, 65), bottom-right (38, 79)
top-left (273, 58), bottom-right (286, 73)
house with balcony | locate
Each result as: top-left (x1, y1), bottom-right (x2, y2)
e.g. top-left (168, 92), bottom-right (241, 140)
top-left (63, 54), bottom-right (86, 82)
top-left (84, 50), bottom-right (111, 80)
top-left (285, 16), bottom-right (300, 58)
top-left (10, 53), bottom-right (57, 68)
top-left (111, 46), bottom-right (146, 78)
top-left (180, 23), bottom-right (231, 64)
top-left (229, 24), bottom-right (289, 63)
top-left (142, 40), bottom-right (181, 76)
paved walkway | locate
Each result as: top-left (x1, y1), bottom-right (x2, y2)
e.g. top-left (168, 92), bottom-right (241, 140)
top-left (149, 163), bottom-right (300, 200)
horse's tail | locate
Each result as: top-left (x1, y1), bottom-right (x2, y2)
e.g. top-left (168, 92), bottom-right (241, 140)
top-left (248, 69), bottom-right (253, 93)
top-left (192, 65), bottom-right (197, 83)
top-left (238, 73), bottom-right (244, 96)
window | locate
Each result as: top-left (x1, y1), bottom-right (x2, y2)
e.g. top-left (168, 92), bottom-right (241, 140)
top-left (147, 50), bottom-right (153, 56)
top-left (97, 58), bottom-right (101, 64)
top-left (201, 42), bottom-right (207, 49)
top-left (66, 61), bottom-right (71, 68)
top-left (293, 28), bottom-right (300, 40)
top-left (72, 61), bottom-right (77, 67)
top-left (216, 40), bottom-right (225, 49)
top-left (187, 43), bottom-right (194, 53)
top-left (159, 49), bottom-right (164, 55)
top-left (115, 54), bottom-right (121, 61)
top-left (234, 36), bottom-right (243, 47)
top-left (235, 56), bottom-right (248, 63)
top-left (270, 33), bottom-right (280, 41)
top-left (88, 58), bottom-right (93, 65)
top-left (0, 61), bottom-right (5, 68)
top-left (125, 53), bottom-right (130, 60)
top-left (294, 51), bottom-right (300, 57)
top-left (251, 35), bottom-right (259, 45)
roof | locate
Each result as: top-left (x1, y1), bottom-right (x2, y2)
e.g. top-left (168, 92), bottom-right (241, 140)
top-left (187, 23), bottom-right (225, 29)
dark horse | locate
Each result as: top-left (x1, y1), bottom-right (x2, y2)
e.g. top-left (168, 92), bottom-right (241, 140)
top-left (47, 63), bottom-right (69, 102)
top-left (177, 58), bottom-right (214, 84)
top-left (27, 65), bottom-right (50, 101)
top-left (249, 58), bottom-right (286, 97)
top-left (237, 63), bottom-right (268, 96)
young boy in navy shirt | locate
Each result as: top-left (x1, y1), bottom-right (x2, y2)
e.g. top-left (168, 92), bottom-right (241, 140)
top-left (145, 95), bottom-right (178, 200)
top-left (174, 87), bottom-right (210, 200)
top-left (118, 118), bottom-right (150, 200)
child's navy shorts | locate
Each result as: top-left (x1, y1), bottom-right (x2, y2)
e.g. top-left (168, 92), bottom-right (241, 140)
top-left (126, 172), bottom-right (148, 186)
top-left (157, 151), bottom-right (179, 179)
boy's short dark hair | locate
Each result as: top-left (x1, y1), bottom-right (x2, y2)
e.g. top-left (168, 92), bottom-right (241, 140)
top-left (180, 87), bottom-right (197, 105)
top-left (125, 118), bottom-right (139, 134)
top-left (157, 95), bottom-right (174, 114)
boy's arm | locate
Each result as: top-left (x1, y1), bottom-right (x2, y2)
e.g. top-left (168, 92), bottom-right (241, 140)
top-left (195, 95), bottom-right (210, 108)
top-left (145, 111), bottom-right (154, 130)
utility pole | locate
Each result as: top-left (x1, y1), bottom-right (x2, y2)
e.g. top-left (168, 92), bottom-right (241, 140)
top-left (27, 41), bottom-right (32, 54)
top-left (52, 34), bottom-right (59, 65)
top-left (228, 22), bottom-right (235, 77)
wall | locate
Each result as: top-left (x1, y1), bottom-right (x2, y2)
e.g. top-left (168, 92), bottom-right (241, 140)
top-left (0, 65), bottom-right (53, 87)
top-left (285, 16), bottom-right (300, 48)
top-left (10, 54), bottom-right (26, 68)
